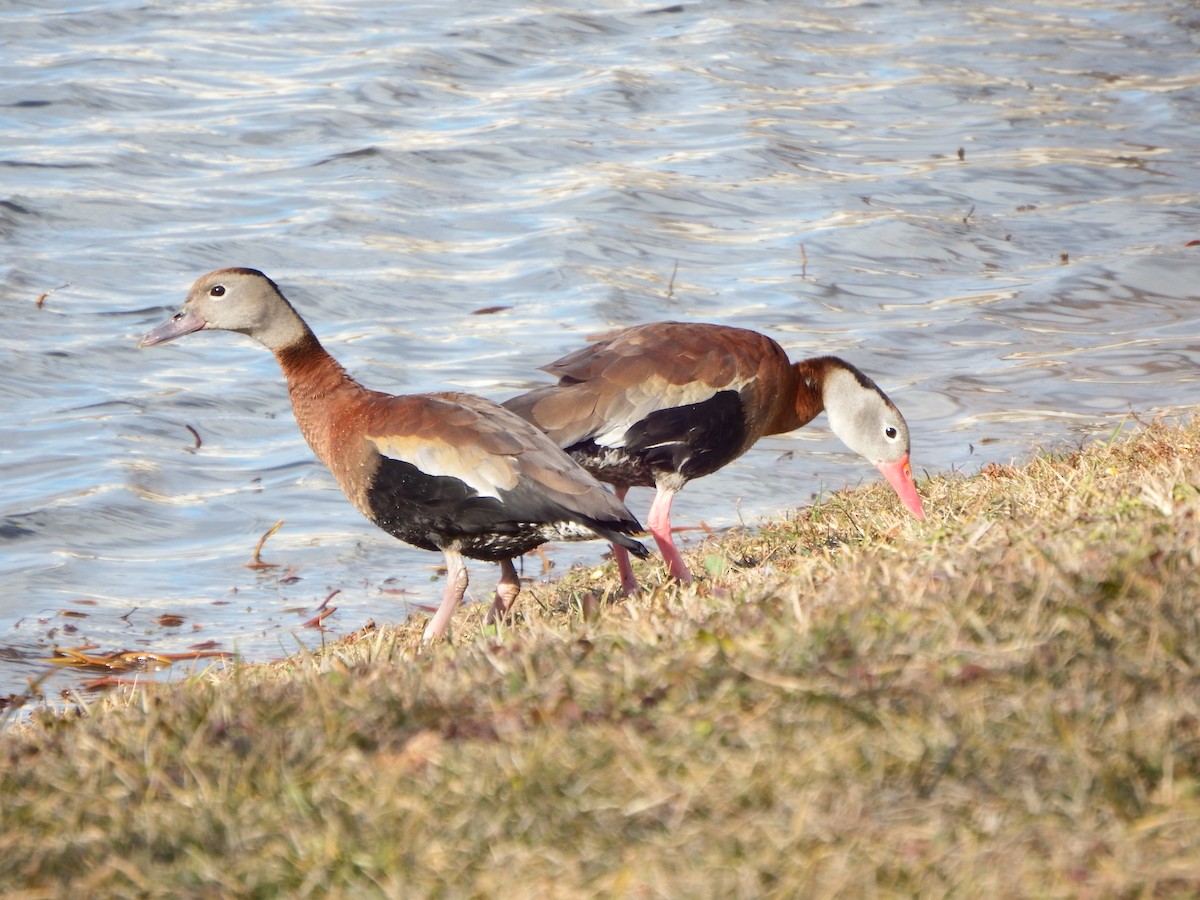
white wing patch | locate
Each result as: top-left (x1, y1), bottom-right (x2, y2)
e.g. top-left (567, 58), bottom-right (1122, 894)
top-left (368, 434), bottom-right (519, 500)
top-left (592, 374), bottom-right (753, 448)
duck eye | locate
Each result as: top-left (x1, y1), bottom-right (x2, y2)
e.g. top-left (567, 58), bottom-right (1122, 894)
top-left (885, 426), bottom-right (898, 439)
top-left (209, 285), bottom-right (226, 298)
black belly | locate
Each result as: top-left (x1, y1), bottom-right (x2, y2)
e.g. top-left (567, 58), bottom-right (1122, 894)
top-left (365, 457), bottom-right (558, 561)
top-left (567, 390), bottom-right (749, 487)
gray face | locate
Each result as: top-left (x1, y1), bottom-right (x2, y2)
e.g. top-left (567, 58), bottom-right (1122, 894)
top-left (821, 366), bottom-right (911, 466)
top-left (139, 268), bottom-right (308, 352)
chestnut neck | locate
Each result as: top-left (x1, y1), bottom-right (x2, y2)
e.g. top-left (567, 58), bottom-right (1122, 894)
top-left (761, 357), bottom-right (844, 436)
top-left (273, 334), bottom-right (368, 463)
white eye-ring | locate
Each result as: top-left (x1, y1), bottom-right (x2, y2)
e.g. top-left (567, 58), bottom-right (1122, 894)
top-left (209, 285), bottom-right (226, 298)
top-left (885, 426), bottom-right (898, 439)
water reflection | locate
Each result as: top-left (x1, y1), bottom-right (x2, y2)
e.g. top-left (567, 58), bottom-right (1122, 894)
top-left (2, 0), bottom-right (1198, 699)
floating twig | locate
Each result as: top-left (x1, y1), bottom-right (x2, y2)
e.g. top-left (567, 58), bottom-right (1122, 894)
top-left (185, 424), bottom-right (202, 450)
top-left (35, 282), bottom-right (71, 309)
top-left (302, 606), bottom-right (337, 628)
top-left (42, 645), bottom-right (230, 673)
top-left (276, 566), bottom-right (301, 585)
top-left (245, 520), bottom-right (284, 569)
top-left (666, 261), bottom-right (679, 300)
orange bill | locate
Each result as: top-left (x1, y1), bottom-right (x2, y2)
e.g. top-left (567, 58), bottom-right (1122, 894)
top-left (876, 454), bottom-right (925, 520)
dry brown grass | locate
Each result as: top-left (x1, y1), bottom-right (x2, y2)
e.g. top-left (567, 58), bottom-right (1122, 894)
top-left (3, 419), bottom-right (1199, 897)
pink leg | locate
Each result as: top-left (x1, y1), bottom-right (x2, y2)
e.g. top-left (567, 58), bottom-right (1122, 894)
top-left (647, 486), bottom-right (692, 584)
top-left (423, 549), bottom-right (468, 642)
top-left (612, 486), bottom-right (640, 596)
top-left (485, 558), bottom-right (521, 625)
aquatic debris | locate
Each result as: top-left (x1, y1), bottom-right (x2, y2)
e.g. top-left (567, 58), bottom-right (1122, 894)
top-left (34, 282), bottom-right (71, 309)
top-left (245, 519), bottom-right (284, 569)
top-left (302, 607), bottom-right (336, 629)
top-left (41, 643), bottom-right (230, 674)
top-left (302, 589), bottom-right (340, 628)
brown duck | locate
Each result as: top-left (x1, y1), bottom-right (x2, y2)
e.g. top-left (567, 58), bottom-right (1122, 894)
top-left (504, 321), bottom-right (924, 593)
top-left (140, 268), bottom-right (647, 640)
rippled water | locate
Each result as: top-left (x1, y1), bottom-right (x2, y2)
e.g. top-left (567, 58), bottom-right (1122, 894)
top-left (2, 0), bottom-right (1198, 700)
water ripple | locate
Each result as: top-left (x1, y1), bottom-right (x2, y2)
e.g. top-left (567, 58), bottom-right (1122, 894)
top-left (1, 0), bottom-right (1198, 696)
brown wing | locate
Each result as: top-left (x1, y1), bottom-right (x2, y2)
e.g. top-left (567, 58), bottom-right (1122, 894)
top-left (366, 394), bottom-right (523, 500)
top-left (506, 322), bottom-right (791, 449)
top-left (365, 391), bottom-right (637, 523)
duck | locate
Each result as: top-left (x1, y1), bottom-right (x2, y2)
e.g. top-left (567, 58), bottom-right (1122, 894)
top-left (502, 321), bottom-right (925, 594)
top-left (139, 268), bottom-right (648, 641)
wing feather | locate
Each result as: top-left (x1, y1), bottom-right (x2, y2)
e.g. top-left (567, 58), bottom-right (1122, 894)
top-left (365, 391), bottom-right (635, 527)
top-left (507, 322), bottom-right (791, 455)
top-left (366, 393), bottom-right (529, 499)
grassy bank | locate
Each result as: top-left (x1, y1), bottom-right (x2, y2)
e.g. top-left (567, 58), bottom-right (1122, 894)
top-left (3, 419), bottom-right (1199, 897)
